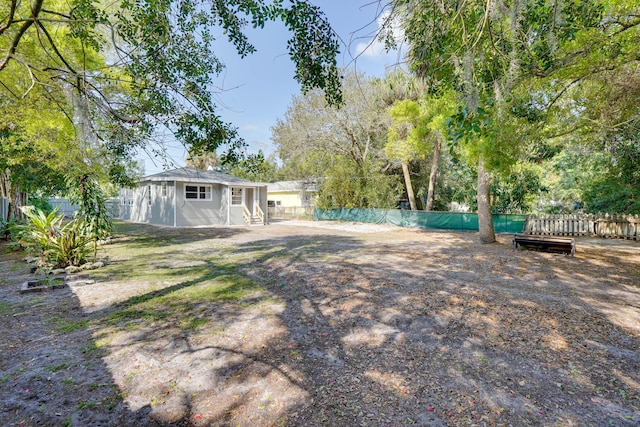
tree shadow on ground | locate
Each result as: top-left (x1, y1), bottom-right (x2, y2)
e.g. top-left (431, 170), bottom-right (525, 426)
top-left (90, 229), bottom-right (639, 425)
top-left (5, 227), bottom-right (638, 426)
top-left (225, 231), bottom-right (640, 426)
top-left (0, 248), bottom-right (162, 426)
top-left (111, 221), bottom-right (250, 250)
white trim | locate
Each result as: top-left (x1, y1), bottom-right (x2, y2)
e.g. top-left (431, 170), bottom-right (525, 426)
top-left (231, 187), bottom-right (243, 205)
top-left (185, 184), bottom-right (212, 201)
top-left (227, 187), bottom-right (231, 225)
top-left (173, 181), bottom-right (177, 227)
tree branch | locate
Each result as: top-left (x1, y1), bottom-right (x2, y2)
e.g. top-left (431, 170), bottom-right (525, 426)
top-left (40, 8), bottom-right (72, 20)
top-left (0, 0), bottom-right (18, 36)
top-left (0, 0), bottom-right (44, 72)
top-left (35, 20), bottom-right (78, 76)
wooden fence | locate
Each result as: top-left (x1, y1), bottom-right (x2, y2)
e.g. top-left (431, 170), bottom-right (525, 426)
top-left (525, 214), bottom-right (640, 240)
top-left (268, 206), bottom-right (314, 219)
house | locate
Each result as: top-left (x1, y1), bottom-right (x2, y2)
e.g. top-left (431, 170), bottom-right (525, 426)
top-left (118, 167), bottom-right (268, 226)
top-left (267, 180), bottom-right (318, 218)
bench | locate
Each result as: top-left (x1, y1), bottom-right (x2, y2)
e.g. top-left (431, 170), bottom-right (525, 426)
top-left (512, 234), bottom-right (575, 256)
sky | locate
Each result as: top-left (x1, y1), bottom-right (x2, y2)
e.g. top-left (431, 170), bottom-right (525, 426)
top-left (141, 1), bottom-right (404, 175)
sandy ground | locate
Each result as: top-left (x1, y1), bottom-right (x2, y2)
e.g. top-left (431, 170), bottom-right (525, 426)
top-left (1, 220), bottom-right (639, 426)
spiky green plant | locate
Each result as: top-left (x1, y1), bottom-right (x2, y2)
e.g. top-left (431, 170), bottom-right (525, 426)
top-left (16, 207), bottom-right (92, 268)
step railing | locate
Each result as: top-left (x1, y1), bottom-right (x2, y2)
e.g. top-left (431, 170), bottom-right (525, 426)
top-left (255, 204), bottom-right (265, 225)
top-left (242, 204), bottom-right (252, 225)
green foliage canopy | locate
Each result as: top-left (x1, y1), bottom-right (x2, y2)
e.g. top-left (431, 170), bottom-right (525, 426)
top-left (1, 0), bottom-right (342, 165)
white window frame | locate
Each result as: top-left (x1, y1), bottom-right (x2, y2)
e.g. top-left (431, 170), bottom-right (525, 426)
top-left (147, 185), bottom-right (152, 205)
top-left (185, 184), bottom-right (212, 201)
top-left (161, 182), bottom-right (167, 197)
top-left (231, 187), bottom-right (243, 205)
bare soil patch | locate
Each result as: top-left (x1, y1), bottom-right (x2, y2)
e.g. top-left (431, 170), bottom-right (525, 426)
top-left (1, 220), bottom-right (639, 426)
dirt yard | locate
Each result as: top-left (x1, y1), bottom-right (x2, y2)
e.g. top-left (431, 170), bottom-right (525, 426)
top-left (1, 220), bottom-right (639, 426)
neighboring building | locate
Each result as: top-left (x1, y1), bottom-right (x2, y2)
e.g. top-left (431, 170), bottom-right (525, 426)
top-left (267, 180), bottom-right (318, 219)
top-left (118, 167), bottom-right (267, 227)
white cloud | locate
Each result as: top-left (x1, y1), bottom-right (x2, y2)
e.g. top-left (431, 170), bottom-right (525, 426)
top-left (354, 10), bottom-right (404, 59)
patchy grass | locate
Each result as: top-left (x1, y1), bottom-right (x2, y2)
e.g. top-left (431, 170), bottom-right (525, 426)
top-left (0, 301), bottom-right (13, 316)
top-left (5, 221), bottom-right (637, 427)
top-left (87, 226), bottom-right (266, 332)
top-left (44, 363), bottom-right (69, 373)
top-left (46, 316), bottom-right (90, 334)
top-left (76, 400), bottom-right (98, 410)
top-left (102, 271), bottom-right (261, 330)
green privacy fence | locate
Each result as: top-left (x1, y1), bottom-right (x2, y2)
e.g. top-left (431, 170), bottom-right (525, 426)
top-left (313, 208), bottom-right (528, 234)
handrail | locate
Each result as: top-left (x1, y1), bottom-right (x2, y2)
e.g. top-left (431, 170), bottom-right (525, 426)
top-left (255, 204), bottom-right (265, 224)
top-left (242, 204), bottom-right (251, 225)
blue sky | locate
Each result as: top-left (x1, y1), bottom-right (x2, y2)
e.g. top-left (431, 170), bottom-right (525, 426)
top-left (142, 1), bottom-right (403, 174)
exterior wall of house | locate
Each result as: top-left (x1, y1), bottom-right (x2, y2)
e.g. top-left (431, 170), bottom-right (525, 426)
top-left (119, 181), bottom-right (175, 226)
top-left (119, 184), bottom-right (149, 223)
top-left (151, 181), bottom-right (175, 226)
top-left (119, 179), bottom-right (268, 227)
top-left (227, 186), bottom-right (269, 225)
top-left (260, 187), bottom-right (269, 223)
top-left (229, 185), bottom-right (244, 225)
top-left (268, 191), bottom-right (303, 208)
top-left (175, 182), bottom-right (224, 226)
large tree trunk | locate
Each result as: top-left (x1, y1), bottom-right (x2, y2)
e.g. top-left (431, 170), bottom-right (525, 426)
top-left (402, 162), bottom-right (417, 210)
top-left (0, 171), bottom-right (9, 199)
top-left (1, 171), bottom-right (24, 220)
top-left (425, 132), bottom-right (442, 211)
top-left (477, 158), bottom-right (495, 244)
top-left (9, 185), bottom-right (27, 221)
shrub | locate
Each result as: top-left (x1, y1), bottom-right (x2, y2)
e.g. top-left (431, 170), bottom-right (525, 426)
top-left (16, 207), bottom-right (92, 268)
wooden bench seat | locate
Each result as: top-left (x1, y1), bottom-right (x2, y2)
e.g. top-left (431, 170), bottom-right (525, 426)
top-left (512, 234), bottom-right (575, 256)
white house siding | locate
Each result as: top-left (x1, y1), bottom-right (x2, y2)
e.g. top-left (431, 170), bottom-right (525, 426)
top-left (228, 186), bottom-right (244, 225)
top-left (150, 181), bottom-right (175, 226)
top-left (175, 182), bottom-right (224, 226)
top-left (229, 205), bottom-right (244, 225)
top-left (118, 167), bottom-right (268, 227)
top-left (227, 186), bottom-right (269, 225)
top-left (121, 183), bottom-right (151, 223)
top-left (132, 184), bottom-right (149, 223)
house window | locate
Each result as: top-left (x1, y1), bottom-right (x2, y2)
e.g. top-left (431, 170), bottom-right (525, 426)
top-left (185, 185), bottom-right (211, 200)
top-left (161, 182), bottom-right (167, 197)
top-left (147, 185), bottom-right (152, 205)
top-left (231, 187), bottom-right (243, 205)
